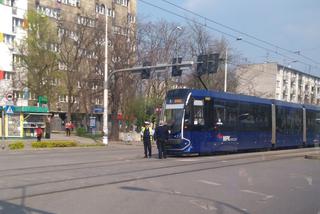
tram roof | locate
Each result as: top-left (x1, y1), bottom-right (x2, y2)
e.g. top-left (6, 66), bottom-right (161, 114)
top-left (303, 104), bottom-right (320, 111)
top-left (167, 89), bottom-right (320, 109)
top-left (167, 89), bottom-right (272, 105)
top-left (271, 99), bottom-right (304, 108)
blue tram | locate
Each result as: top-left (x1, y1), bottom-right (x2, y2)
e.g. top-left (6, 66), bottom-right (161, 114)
top-left (161, 89), bottom-right (320, 155)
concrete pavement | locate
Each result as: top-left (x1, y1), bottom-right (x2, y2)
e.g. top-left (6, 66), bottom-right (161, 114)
top-left (1, 132), bottom-right (145, 151)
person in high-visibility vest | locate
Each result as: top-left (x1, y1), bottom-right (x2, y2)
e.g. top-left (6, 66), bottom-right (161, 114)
top-left (141, 121), bottom-right (153, 158)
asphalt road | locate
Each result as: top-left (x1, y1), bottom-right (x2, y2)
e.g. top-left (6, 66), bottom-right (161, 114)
top-left (0, 145), bottom-right (319, 214)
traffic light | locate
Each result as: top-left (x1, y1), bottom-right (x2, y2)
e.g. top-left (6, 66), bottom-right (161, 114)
top-left (197, 53), bottom-right (219, 75)
top-left (172, 57), bottom-right (182, 76)
top-left (207, 53), bottom-right (219, 73)
top-left (197, 54), bottom-right (207, 75)
top-left (141, 61), bottom-right (151, 79)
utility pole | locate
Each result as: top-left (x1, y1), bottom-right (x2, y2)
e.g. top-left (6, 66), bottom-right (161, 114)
top-left (103, 16), bottom-right (108, 145)
top-left (224, 48), bottom-right (228, 92)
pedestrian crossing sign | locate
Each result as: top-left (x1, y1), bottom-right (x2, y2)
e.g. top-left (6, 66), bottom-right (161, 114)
top-left (4, 105), bottom-right (14, 115)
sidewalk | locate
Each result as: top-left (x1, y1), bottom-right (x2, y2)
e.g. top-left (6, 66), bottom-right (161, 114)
top-left (0, 132), bottom-right (143, 151)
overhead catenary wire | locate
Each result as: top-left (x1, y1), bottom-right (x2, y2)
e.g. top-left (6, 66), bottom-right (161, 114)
top-left (4, 2), bottom-right (319, 73)
top-left (159, 0), bottom-right (320, 66)
top-left (139, 0), bottom-right (320, 72)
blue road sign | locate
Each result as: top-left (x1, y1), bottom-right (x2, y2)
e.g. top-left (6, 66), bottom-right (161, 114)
top-left (4, 105), bottom-right (14, 115)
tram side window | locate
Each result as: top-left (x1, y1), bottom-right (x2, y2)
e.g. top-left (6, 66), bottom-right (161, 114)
top-left (276, 106), bottom-right (302, 134)
top-left (238, 102), bottom-right (271, 131)
top-left (239, 102), bottom-right (256, 131)
top-left (214, 99), bottom-right (238, 131)
top-left (306, 110), bottom-right (320, 133)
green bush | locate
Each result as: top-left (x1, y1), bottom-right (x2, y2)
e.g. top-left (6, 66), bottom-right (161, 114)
top-left (8, 142), bottom-right (25, 150)
top-left (76, 127), bottom-right (86, 136)
top-left (32, 141), bottom-right (77, 148)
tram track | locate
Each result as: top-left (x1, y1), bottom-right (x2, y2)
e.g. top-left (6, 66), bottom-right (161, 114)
top-left (0, 147), bottom-right (315, 178)
top-left (1, 148), bottom-right (317, 201)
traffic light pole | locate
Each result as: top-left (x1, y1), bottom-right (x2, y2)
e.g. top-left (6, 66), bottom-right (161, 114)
top-left (102, 59), bottom-right (193, 145)
top-left (224, 49), bottom-right (228, 92)
top-left (103, 16), bottom-right (109, 145)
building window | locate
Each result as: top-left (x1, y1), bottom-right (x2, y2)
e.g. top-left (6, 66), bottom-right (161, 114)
top-left (95, 3), bottom-right (99, 13)
top-left (127, 13), bottom-right (135, 23)
top-left (114, 0), bottom-right (128, 6)
top-left (59, 95), bottom-right (67, 102)
top-left (77, 15), bottom-right (95, 27)
top-left (4, 34), bottom-right (15, 45)
top-left (100, 4), bottom-right (105, 14)
top-left (106, 8), bottom-right (115, 17)
top-left (5, 72), bottom-right (12, 80)
top-left (36, 5), bottom-right (60, 19)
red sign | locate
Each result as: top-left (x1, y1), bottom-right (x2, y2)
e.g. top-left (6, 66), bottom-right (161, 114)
top-left (6, 93), bottom-right (13, 101)
top-left (0, 70), bottom-right (4, 80)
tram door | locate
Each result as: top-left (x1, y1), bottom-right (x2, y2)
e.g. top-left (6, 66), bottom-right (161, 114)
top-left (184, 97), bottom-right (214, 153)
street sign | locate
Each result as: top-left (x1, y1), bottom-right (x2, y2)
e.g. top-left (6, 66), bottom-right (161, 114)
top-left (4, 105), bottom-right (14, 115)
top-left (6, 93), bottom-right (13, 101)
top-left (89, 117), bottom-right (96, 128)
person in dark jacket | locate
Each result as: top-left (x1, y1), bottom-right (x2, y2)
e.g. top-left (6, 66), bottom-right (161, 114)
top-left (154, 121), bottom-right (169, 159)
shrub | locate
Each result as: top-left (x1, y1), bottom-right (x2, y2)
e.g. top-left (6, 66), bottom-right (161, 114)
top-left (8, 142), bottom-right (25, 150)
top-left (32, 141), bottom-right (77, 148)
top-left (76, 127), bottom-right (86, 136)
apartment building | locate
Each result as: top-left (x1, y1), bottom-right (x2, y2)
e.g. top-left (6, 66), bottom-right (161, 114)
top-left (0, 0), bottom-right (136, 105)
top-left (236, 62), bottom-right (320, 105)
top-left (0, 0), bottom-right (27, 105)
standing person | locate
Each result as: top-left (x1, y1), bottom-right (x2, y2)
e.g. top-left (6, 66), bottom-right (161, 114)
top-left (141, 121), bottom-right (153, 158)
top-left (65, 121), bottom-right (71, 136)
top-left (35, 125), bottom-right (43, 142)
top-left (154, 121), bottom-right (169, 159)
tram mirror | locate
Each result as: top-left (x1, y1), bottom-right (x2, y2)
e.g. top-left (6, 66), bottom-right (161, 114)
top-left (239, 113), bottom-right (250, 121)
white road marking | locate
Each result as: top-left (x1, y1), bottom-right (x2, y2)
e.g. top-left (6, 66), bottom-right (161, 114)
top-left (189, 200), bottom-right (217, 211)
top-left (241, 189), bottom-right (274, 201)
top-left (198, 180), bottom-right (222, 186)
top-left (305, 176), bottom-right (313, 186)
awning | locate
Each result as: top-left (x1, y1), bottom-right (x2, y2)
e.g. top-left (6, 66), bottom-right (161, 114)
top-left (25, 112), bottom-right (52, 116)
top-left (15, 106), bottom-right (49, 113)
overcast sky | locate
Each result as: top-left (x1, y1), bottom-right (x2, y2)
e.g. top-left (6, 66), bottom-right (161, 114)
top-left (138, 0), bottom-right (320, 75)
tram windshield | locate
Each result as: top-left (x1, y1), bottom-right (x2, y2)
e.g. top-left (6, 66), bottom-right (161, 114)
top-left (163, 104), bottom-right (184, 134)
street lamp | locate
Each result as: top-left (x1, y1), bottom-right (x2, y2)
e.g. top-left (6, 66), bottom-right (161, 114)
top-left (103, 15), bottom-right (108, 145)
top-left (224, 37), bottom-right (242, 92)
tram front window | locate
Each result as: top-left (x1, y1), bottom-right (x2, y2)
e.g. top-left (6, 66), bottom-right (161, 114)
top-left (164, 109), bottom-right (183, 134)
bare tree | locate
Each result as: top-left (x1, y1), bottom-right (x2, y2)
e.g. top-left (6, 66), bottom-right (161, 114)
top-left (58, 13), bottom-right (98, 121)
top-left (184, 21), bottom-right (239, 92)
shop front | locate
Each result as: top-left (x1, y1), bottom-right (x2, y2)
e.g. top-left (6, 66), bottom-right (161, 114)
top-left (0, 106), bottom-right (50, 138)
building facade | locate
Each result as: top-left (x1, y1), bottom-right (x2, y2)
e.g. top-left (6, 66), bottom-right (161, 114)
top-left (0, 0), bottom-right (27, 105)
top-left (31, 0), bottom-right (136, 109)
top-left (236, 63), bottom-right (320, 105)
top-left (1, 0), bottom-right (137, 131)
